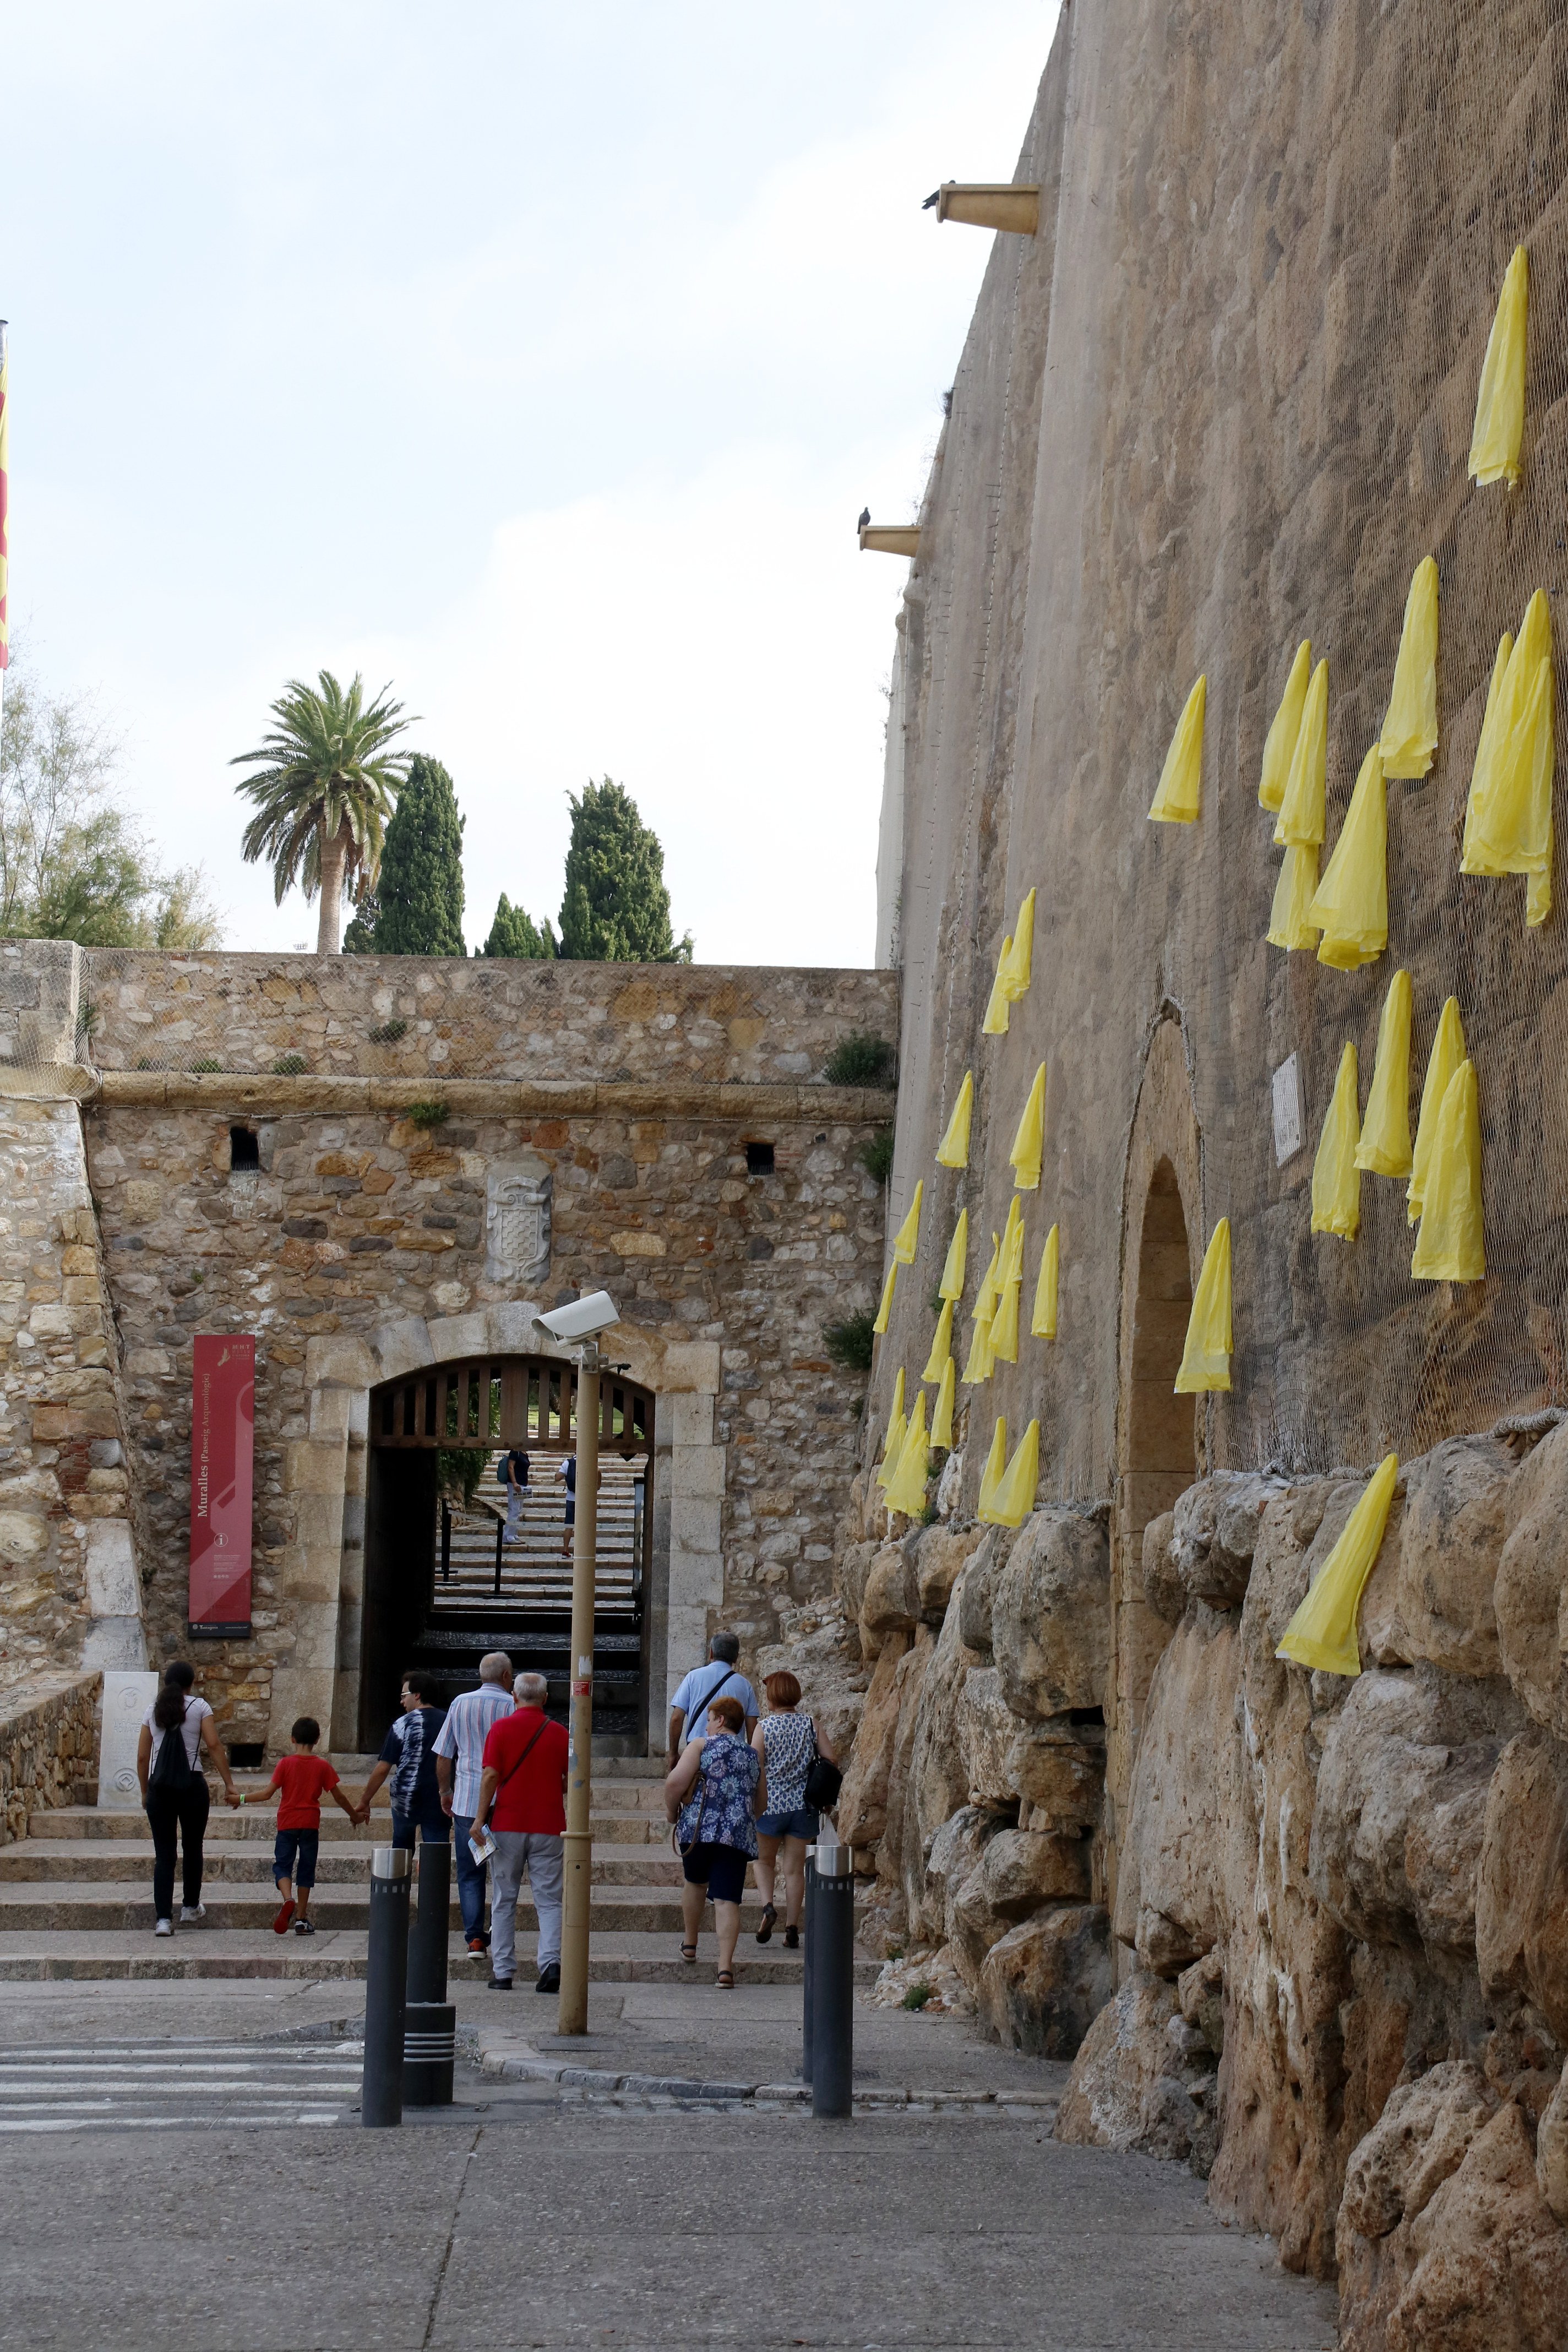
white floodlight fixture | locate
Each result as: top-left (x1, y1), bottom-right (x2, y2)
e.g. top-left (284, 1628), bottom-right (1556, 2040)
top-left (535, 1290), bottom-right (621, 1344)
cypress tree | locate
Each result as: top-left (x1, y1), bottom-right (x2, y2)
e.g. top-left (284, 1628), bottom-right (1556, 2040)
top-left (480, 894), bottom-right (555, 959)
top-left (363, 754), bottom-right (465, 955)
top-left (557, 778), bottom-right (692, 962)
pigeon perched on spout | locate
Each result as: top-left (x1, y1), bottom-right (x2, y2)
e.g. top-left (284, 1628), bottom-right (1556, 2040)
top-left (922, 189), bottom-right (941, 210)
top-left (857, 507), bottom-right (871, 533)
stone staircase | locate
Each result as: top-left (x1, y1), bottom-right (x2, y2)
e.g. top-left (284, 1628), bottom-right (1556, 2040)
top-left (432, 1454), bottom-right (644, 1618)
top-left (0, 1756), bottom-right (874, 1984)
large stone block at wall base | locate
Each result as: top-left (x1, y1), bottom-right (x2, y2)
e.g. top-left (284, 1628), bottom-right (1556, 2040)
top-left (1495, 1418), bottom-right (1568, 1741)
top-left (835, 1635), bottom-right (908, 1849)
top-left (1476, 1724), bottom-right (1568, 2045)
top-left (974, 1902), bottom-right (1113, 2057)
top-left (990, 1507), bottom-right (1109, 1720)
top-left (1335, 2061), bottom-right (1500, 2352)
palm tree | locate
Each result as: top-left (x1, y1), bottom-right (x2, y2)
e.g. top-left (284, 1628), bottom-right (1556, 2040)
top-left (232, 671), bottom-right (416, 953)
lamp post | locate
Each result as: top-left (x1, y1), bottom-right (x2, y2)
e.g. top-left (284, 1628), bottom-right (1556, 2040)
top-left (557, 1338), bottom-right (601, 2035)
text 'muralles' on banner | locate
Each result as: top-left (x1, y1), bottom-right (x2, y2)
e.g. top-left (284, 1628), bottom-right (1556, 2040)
top-left (189, 1334), bottom-right (255, 1634)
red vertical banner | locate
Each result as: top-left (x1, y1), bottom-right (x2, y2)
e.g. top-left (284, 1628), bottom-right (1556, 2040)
top-left (189, 1335), bottom-right (255, 1634)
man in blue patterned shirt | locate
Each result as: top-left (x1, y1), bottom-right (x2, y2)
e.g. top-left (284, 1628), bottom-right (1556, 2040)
top-left (356, 1673), bottom-right (449, 1850)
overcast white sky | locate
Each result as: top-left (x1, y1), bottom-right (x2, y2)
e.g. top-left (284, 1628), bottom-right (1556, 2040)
top-left (1, 2), bottom-right (1056, 963)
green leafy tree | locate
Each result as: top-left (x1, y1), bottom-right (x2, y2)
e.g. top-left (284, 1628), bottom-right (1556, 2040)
top-left (348, 754), bottom-right (465, 955)
top-left (557, 777), bottom-right (692, 962)
top-left (480, 892), bottom-right (555, 959)
top-left (231, 670), bottom-right (415, 954)
top-left (0, 661), bottom-right (220, 948)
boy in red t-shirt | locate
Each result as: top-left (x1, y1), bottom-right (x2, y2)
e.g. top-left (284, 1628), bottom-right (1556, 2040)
top-left (241, 1716), bottom-right (360, 1935)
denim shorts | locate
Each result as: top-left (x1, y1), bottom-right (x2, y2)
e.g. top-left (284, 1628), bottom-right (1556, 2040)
top-left (273, 1827), bottom-right (319, 1888)
top-left (756, 1807), bottom-right (819, 1841)
top-left (680, 1840), bottom-right (749, 1904)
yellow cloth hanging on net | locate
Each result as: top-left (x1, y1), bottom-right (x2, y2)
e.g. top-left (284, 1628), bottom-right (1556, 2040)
top-left (1462, 592), bottom-right (1553, 881)
top-left (1260, 640), bottom-right (1312, 812)
top-left (988, 1210), bottom-right (1026, 1364)
top-left (938, 1208), bottom-right (968, 1302)
top-left (1461, 632), bottom-right (1514, 868)
top-left (875, 1370), bottom-right (906, 1490)
top-left (883, 1392), bottom-right (930, 1517)
top-left (1000, 890), bottom-right (1036, 1001)
top-left (1408, 996), bottom-right (1467, 1225)
top-left (981, 1419), bottom-right (1039, 1529)
top-left (1274, 658), bottom-right (1329, 846)
top-left (1267, 843), bottom-right (1321, 952)
top-left (1355, 969), bottom-right (1413, 1177)
top-left (973, 1230), bottom-right (1003, 1324)
top-left (1276, 1453), bottom-right (1399, 1677)
top-left (1309, 744), bottom-right (1386, 970)
top-left (922, 1298), bottom-right (954, 1384)
top-left (961, 1308), bottom-right (996, 1386)
top-left (1031, 1222), bottom-right (1059, 1340)
top-left (1311, 1042), bottom-right (1362, 1240)
top-left (982, 937), bottom-right (1014, 1037)
top-left (1469, 246), bottom-right (1528, 487)
top-left (1174, 1218), bottom-right (1232, 1393)
top-left (1009, 1064), bottom-right (1047, 1190)
top-left (930, 1357), bottom-right (956, 1449)
top-left (1529, 821), bottom-right (1553, 928)
top-left (1379, 557), bottom-right (1440, 778)
top-left (872, 1258), bottom-right (897, 1336)
top-left (935, 1072), bottom-right (974, 1170)
top-left (1412, 1060), bottom-right (1485, 1282)
top-left (891, 1178), bottom-right (923, 1266)
top-left (1148, 676), bottom-right (1206, 824)
top-left (976, 1416), bottom-right (1008, 1518)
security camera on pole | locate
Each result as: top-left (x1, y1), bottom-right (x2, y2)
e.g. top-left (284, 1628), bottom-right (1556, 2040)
top-left (533, 1289), bottom-right (620, 2037)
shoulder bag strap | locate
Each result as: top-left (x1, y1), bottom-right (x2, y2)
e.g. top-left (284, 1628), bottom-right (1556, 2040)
top-left (493, 1716), bottom-right (549, 1801)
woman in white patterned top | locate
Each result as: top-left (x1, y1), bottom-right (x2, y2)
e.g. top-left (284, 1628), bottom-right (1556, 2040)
top-left (750, 1670), bottom-right (837, 1948)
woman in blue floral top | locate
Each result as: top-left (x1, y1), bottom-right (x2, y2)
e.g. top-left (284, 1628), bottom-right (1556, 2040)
top-left (663, 1693), bottom-right (766, 1986)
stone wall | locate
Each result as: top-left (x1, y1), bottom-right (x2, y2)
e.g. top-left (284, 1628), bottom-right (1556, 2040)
top-left (0, 1669), bottom-right (101, 1845)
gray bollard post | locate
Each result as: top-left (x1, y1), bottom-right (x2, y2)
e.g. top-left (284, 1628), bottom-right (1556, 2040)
top-left (407, 1836), bottom-right (450, 2006)
top-left (801, 1852), bottom-right (817, 2084)
top-left (362, 1846), bottom-right (411, 2128)
top-left (402, 2000), bottom-right (456, 2106)
top-left (811, 1826), bottom-right (854, 2121)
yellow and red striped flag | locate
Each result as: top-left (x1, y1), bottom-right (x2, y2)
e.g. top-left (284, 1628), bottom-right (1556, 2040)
top-left (0, 322), bottom-right (9, 671)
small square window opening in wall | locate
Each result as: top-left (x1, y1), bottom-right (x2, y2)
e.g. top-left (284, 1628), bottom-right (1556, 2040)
top-left (745, 1141), bottom-right (775, 1176)
top-left (229, 1126), bottom-right (260, 1172)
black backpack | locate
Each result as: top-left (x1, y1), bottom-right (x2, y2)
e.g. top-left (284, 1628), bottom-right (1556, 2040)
top-left (148, 1704), bottom-right (200, 1794)
top-left (496, 1449), bottom-right (530, 1489)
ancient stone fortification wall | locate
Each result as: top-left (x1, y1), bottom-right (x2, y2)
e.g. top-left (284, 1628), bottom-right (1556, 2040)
top-left (0, 1670), bottom-right (101, 1845)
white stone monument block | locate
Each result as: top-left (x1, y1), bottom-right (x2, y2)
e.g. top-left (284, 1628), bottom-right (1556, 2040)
top-left (97, 1668), bottom-right (157, 1808)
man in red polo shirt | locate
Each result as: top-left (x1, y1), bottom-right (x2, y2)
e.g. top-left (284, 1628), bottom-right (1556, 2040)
top-left (470, 1670), bottom-right (569, 1993)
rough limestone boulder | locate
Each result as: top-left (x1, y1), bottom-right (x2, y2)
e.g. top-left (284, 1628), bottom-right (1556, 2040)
top-left (1055, 1971), bottom-right (1179, 2144)
top-left (925, 1805), bottom-right (998, 1973)
top-left (1538, 2068), bottom-right (1568, 2226)
top-left (990, 1507), bottom-right (1110, 1722)
top-left (835, 1634), bottom-right (908, 1850)
top-left (1006, 1723), bottom-right (1103, 1831)
top-left (974, 1902), bottom-right (1113, 2057)
top-left (1396, 1435), bottom-right (1514, 1678)
top-left (1308, 1664), bottom-right (1522, 1958)
top-left (1111, 1606), bottom-right (1240, 1977)
top-left (864, 1629), bottom-right (933, 1949)
top-left (910, 1522), bottom-right (984, 1623)
top-left (1387, 2102), bottom-right (1568, 2350)
top-left (1170, 1473), bottom-right (1286, 1611)
top-left (956, 1665), bottom-right (1020, 1806)
top-left (1476, 1725), bottom-right (1568, 2044)
top-left (835, 1538), bottom-right (880, 1625)
top-left (900, 1595), bottom-right (981, 1936)
top-left (1495, 1417), bottom-right (1568, 1741)
top-left (1141, 1509), bottom-right (1184, 1625)
top-left (1335, 2061), bottom-right (1500, 2351)
top-left (950, 1826), bottom-right (1092, 1972)
top-left (859, 1543), bottom-right (919, 1654)
top-left (957, 1525), bottom-right (1015, 1656)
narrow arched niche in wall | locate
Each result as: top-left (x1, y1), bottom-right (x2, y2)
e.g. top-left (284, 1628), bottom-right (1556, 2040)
top-left (1106, 1016), bottom-right (1201, 1943)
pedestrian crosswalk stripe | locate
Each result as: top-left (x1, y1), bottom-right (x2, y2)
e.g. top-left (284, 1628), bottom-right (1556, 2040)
top-left (0, 2037), bottom-right (366, 2132)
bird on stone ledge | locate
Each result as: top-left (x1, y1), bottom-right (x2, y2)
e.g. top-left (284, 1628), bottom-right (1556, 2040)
top-left (857, 507), bottom-right (871, 534)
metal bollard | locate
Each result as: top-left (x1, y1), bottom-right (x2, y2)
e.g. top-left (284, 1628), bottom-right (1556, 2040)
top-left (362, 1846), bottom-right (411, 2128)
top-left (801, 1853), bottom-right (817, 2084)
top-left (811, 1826), bottom-right (854, 2121)
top-left (407, 1836), bottom-right (450, 2006)
top-left (402, 1999), bottom-right (456, 2107)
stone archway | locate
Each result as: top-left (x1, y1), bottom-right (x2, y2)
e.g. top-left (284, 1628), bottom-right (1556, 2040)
top-left (1105, 1015), bottom-right (1202, 1935)
top-left (269, 1302), bottom-right (723, 1756)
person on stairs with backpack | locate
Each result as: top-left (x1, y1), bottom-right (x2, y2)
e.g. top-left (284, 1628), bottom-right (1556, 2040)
top-left (136, 1661), bottom-right (241, 1934)
top-left (497, 1445), bottom-right (530, 1546)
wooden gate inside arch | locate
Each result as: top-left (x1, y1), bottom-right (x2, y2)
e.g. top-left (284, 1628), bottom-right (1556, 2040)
top-left (358, 1353), bottom-right (656, 1749)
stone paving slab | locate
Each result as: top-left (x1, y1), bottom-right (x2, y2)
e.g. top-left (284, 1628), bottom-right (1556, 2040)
top-left (0, 1929), bottom-right (875, 1986)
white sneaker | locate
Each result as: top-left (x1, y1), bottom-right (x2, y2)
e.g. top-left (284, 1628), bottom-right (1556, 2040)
top-left (154, 1919), bottom-right (173, 1936)
top-left (179, 1904), bottom-right (206, 1923)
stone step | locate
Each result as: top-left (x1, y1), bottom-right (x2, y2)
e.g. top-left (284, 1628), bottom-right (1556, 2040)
top-left (0, 1841), bottom-right (684, 1888)
top-left (30, 1801), bottom-right (668, 1842)
top-left (0, 1883), bottom-right (766, 1932)
top-left (0, 1929), bottom-right (866, 1986)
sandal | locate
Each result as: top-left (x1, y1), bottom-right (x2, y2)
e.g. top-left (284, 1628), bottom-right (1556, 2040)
top-left (716, 1969), bottom-right (734, 1989)
top-left (755, 1902), bottom-right (777, 1946)
top-left (680, 1940), bottom-right (698, 1963)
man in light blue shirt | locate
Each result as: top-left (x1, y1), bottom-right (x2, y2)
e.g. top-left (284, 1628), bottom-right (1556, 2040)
top-left (434, 1651), bottom-right (515, 1954)
top-left (666, 1631), bottom-right (759, 1768)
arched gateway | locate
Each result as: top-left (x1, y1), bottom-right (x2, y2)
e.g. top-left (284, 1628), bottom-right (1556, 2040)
top-left (361, 1352), bottom-right (656, 1750)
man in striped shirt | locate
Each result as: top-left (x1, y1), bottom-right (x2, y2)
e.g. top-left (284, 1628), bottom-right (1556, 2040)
top-left (434, 1652), bottom-right (515, 1955)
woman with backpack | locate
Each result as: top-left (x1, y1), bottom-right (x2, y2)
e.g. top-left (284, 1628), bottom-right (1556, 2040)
top-left (750, 1670), bottom-right (839, 1950)
top-left (135, 1662), bottom-right (242, 1934)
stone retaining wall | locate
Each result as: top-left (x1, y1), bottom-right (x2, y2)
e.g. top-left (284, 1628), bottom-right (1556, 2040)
top-left (0, 1669), bottom-right (101, 1845)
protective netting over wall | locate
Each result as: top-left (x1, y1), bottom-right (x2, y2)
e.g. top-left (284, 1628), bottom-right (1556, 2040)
top-left (875, 2), bottom-right (1568, 1498)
